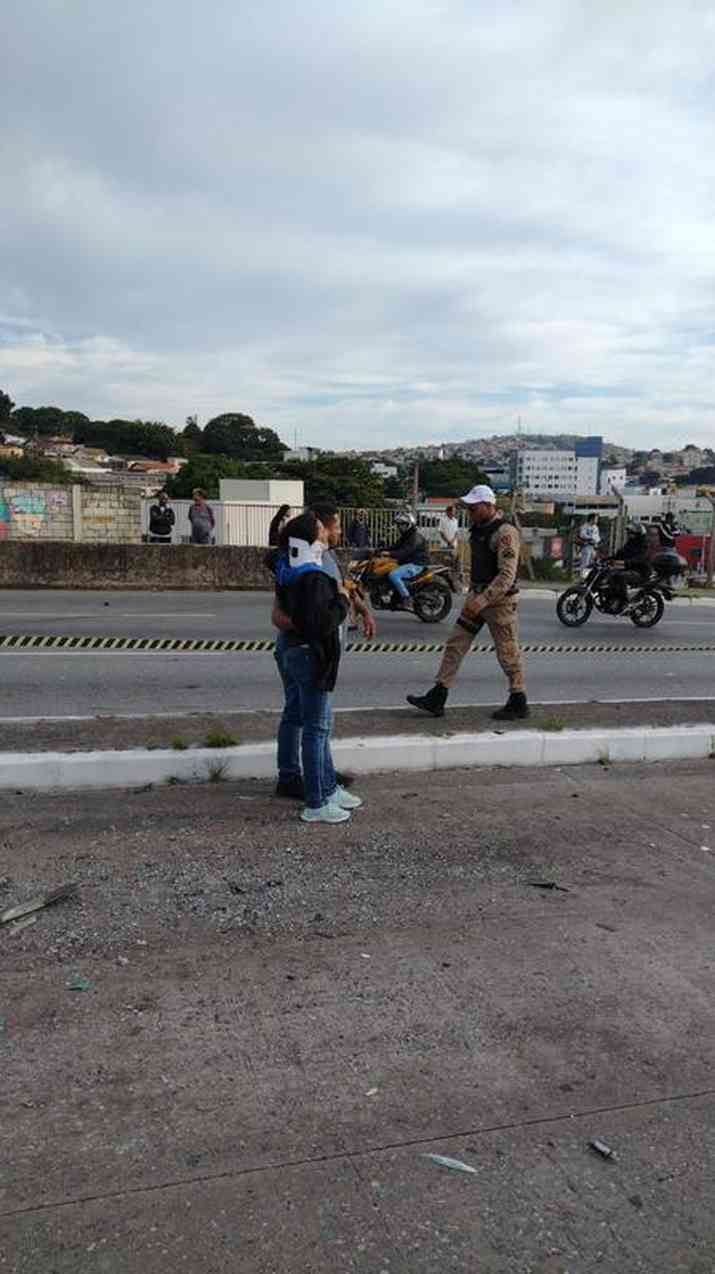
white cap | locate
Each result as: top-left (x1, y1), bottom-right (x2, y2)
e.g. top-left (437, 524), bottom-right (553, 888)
top-left (461, 484), bottom-right (497, 505)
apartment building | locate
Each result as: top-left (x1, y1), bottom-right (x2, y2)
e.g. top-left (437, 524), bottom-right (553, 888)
top-left (511, 438), bottom-right (602, 496)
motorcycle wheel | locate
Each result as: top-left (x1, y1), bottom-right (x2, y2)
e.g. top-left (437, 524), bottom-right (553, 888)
top-left (556, 588), bottom-right (593, 627)
top-left (629, 590), bottom-right (664, 628)
top-left (413, 581), bottom-right (452, 623)
top-left (369, 588), bottom-right (389, 611)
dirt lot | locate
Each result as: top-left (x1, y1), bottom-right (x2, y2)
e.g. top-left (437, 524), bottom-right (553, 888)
top-left (2, 759), bottom-right (715, 1272)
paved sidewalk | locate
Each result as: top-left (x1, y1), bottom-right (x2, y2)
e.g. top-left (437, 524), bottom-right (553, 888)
top-left (2, 759), bottom-right (715, 1271)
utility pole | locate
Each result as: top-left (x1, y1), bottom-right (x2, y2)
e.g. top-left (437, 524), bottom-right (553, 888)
top-left (412, 461), bottom-right (419, 508)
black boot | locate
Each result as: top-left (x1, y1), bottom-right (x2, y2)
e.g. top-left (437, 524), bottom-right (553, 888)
top-left (492, 692), bottom-right (529, 721)
top-left (406, 683), bottom-right (448, 718)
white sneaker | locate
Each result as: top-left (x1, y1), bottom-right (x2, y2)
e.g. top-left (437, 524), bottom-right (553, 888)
top-left (329, 785), bottom-right (363, 810)
top-left (300, 802), bottom-right (351, 824)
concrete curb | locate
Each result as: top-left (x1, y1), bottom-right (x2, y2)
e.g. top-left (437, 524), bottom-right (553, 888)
top-left (2, 725), bottom-right (713, 791)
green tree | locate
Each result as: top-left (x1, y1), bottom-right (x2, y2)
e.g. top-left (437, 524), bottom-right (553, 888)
top-left (0, 389), bottom-right (14, 424)
top-left (202, 412), bottom-right (286, 461)
top-left (11, 405), bottom-right (89, 438)
top-left (418, 457), bottom-right (490, 498)
top-left (0, 452), bottom-right (78, 484)
top-left (182, 416), bottom-right (203, 453)
top-left (166, 454), bottom-right (254, 498)
top-left (278, 453), bottom-right (386, 507)
top-left (73, 418), bottom-right (178, 460)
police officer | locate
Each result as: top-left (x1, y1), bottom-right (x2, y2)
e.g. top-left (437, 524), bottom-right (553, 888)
top-left (406, 484), bottom-right (528, 720)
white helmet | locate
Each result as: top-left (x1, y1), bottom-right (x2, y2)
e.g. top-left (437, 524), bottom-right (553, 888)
top-left (394, 509), bottom-right (416, 529)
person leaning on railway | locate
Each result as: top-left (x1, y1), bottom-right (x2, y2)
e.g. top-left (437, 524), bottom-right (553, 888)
top-left (406, 485), bottom-right (528, 721)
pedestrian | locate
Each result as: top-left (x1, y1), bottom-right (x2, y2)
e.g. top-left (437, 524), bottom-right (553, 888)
top-left (270, 509), bottom-right (365, 824)
top-left (406, 484), bottom-right (528, 721)
top-left (439, 502), bottom-right (462, 586)
top-left (189, 488), bottom-right (215, 545)
top-left (577, 513), bottom-right (600, 577)
top-left (269, 503), bottom-right (291, 547)
top-left (148, 489), bottom-right (176, 544)
top-left (347, 508), bottom-right (371, 549)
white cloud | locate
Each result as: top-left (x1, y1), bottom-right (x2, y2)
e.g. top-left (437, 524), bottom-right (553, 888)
top-left (2, 0), bottom-right (715, 449)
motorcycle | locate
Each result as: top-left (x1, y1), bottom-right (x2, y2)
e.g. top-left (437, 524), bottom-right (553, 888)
top-left (557, 556), bottom-right (673, 629)
top-left (347, 554), bottom-right (455, 623)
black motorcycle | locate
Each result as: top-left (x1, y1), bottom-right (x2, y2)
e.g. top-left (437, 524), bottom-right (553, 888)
top-left (557, 557), bottom-right (673, 629)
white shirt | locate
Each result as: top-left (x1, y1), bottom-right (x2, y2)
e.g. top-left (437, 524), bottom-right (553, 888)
top-left (439, 514), bottom-right (459, 548)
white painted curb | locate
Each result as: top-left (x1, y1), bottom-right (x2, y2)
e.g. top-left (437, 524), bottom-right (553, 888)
top-left (1, 725), bottom-right (714, 791)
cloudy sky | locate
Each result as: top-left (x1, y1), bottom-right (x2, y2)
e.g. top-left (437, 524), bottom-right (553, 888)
top-left (2, 0), bottom-right (715, 451)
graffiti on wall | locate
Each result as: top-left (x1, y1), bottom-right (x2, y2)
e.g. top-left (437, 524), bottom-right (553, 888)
top-left (0, 487), bottom-right (69, 539)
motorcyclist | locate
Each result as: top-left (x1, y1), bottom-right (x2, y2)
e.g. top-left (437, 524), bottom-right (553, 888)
top-left (386, 510), bottom-right (429, 611)
top-left (609, 520), bottom-right (650, 607)
top-left (652, 511), bottom-right (682, 587)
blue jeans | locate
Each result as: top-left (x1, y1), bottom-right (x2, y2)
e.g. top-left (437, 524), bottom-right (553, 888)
top-left (277, 642), bottom-right (337, 809)
top-left (389, 562), bottom-right (424, 599)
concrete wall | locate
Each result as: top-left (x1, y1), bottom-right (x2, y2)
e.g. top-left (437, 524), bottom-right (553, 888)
top-left (0, 544), bottom-right (458, 591)
top-left (0, 483), bottom-right (142, 543)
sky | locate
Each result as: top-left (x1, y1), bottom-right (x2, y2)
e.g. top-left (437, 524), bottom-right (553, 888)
top-left (2, 0), bottom-right (715, 452)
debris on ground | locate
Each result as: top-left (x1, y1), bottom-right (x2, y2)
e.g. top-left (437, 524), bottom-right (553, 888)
top-left (0, 882), bottom-right (78, 926)
top-left (424, 1153), bottom-right (478, 1175)
top-left (66, 975), bottom-right (93, 992)
top-left (589, 1139), bottom-right (617, 1160)
top-left (526, 880), bottom-right (569, 892)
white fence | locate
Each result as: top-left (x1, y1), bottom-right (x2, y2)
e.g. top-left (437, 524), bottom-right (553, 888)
top-left (141, 500), bottom-right (471, 548)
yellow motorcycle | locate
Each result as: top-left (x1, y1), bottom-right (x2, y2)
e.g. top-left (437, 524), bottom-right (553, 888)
top-left (347, 555), bottom-right (455, 623)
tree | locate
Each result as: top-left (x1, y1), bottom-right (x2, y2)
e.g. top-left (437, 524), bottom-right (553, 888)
top-left (0, 452), bottom-right (77, 484)
top-left (182, 416), bottom-right (203, 454)
top-left (0, 390), bottom-right (14, 424)
top-left (73, 418), bottom-right (178, 460)
top-left (11, 405), bottom-right (89, 438)
top-left (418, 457), bottom-right (490, 498)
top-left (277, 453), bottom-right (386, 507)
top-left (165, 454), bottom-right (254, 499)
top-left (685, 465), bottom-right (715, 486)
top-left (202, 412), bottom-right (286, 461)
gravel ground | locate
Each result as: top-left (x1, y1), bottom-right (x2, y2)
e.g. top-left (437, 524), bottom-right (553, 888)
top-left (2, 760), bottom-right (715, 1272)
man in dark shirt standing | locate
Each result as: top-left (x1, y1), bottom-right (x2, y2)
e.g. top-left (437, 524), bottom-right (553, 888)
top-left (148, 490), bottom-right (175, 544)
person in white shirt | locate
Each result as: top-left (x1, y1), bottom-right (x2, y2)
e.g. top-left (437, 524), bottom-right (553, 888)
top-left (439, 504), bottom-right (462, 587)
top-left (577, 514), bottom-right (601, 577)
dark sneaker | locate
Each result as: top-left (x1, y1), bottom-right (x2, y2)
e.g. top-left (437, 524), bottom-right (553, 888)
top-left (491, 693), bottom-right (529, 721)
top-left (275, 776), bottom-right (305, 799)
top-left (406, 684), bottom-right (448, 718)
top-left (335, 771), bottom-right (353, 789)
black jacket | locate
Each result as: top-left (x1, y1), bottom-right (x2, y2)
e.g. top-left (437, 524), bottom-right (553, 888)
top-left (389, 526), bottom-right (429, 566)
top-left (347, 519), bottom-right (371, 548)
top-left (149, 503), bottom-right (175, 537)
top-left (278, 569), bottom-right (348, 692)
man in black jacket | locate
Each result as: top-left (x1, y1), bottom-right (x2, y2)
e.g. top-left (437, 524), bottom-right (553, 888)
top-left (148, 491), bottom-right (175, 543)
top-left (387, 510), bottom-right (429, 611)
top-left (272, 510), bottom-right (364, 824)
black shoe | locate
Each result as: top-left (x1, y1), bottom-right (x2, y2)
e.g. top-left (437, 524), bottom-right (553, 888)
top-left (335, 771), bottom-right (353, 789)
top-left (491, 692), bottom-right (529, 721)
top-left (275, 777), bottom-right (305, 799)
top-left (406, 684), bottom-right (448, 718)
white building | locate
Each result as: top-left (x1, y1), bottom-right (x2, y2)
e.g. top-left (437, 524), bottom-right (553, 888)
top-left (512, 438), bottom-right (602, 497)
top-left (599, 466), bottom-right (627, 495)
top-left (370, 462), bottom-right (398, 478)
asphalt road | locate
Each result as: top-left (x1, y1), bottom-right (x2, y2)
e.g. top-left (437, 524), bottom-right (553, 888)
top-left (1, 587), bottom-right (714, 644)
top-left (1, 589), bottom-right (713, 719)
top-left (1, 648), bottom-right (714, 719)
